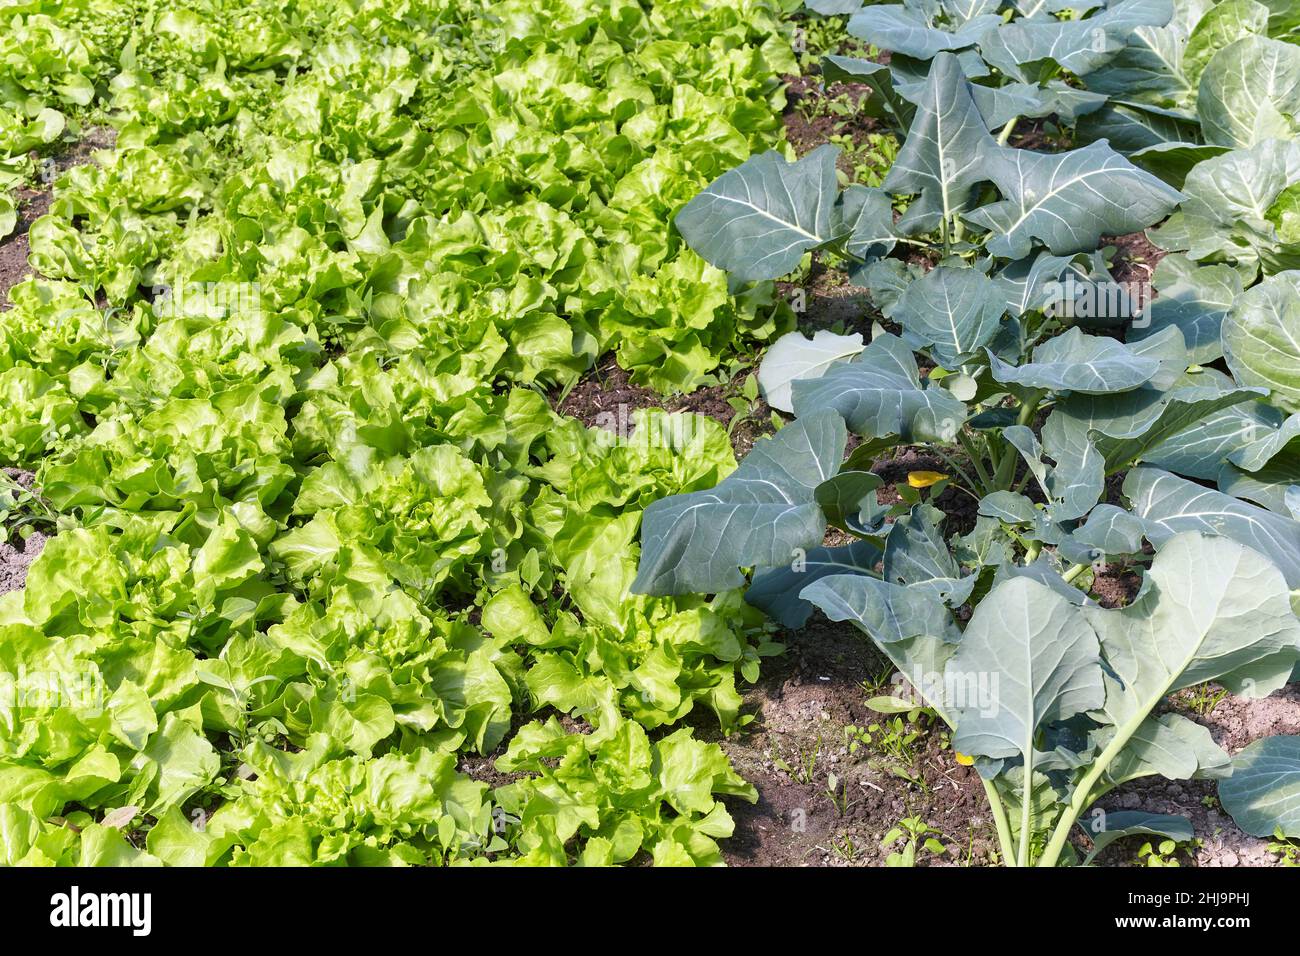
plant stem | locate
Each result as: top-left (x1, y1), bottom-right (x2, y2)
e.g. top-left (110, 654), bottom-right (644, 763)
top-left (956, 430), bottom-right (995, 492)
top-left (1062, 562), bottom-right (1090, 584)
top-left (1038, 704), bottom-right (1156, 867)
top-left (997, 117), bottom-right (1018, 146)
top-left (981, 777), bottom-right (1016, 866)
top-left (933, 448), bottom-right (981, 496)
top-left (1017, 746), bottom-right (1034, 866)
top-left (992, 390), bottom-right (1045, 489)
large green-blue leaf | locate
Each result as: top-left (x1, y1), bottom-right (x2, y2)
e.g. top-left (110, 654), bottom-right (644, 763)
top-left (1133, 253), bottom-right (1241, 363)
top-left (1049, 378), bottom-right (1261, 473)
top-left (950, 578), bottom-right (1104, 763)
top-left (1145, 378), bottom-right (1281, 479)
top-left (1222, 271), bottom-right (1300, 413)
top-left (1157, 139), bottom-right (1300, 278)
top-left (883, 503), bottom-right (977, 605)
top-left (1104, 712), bottom-right (1231, 786)
top-left (847, 5), bottom-right (999, 60)
top-left (989, 327), bottom-right (1160, 395)
top-left (991, 251), bottom-right (1076, 316)
top-left (632, 409), bottom-right (847, 595)
top-left (969, 141), bottom-right (1183, 260)
top-left (837, 184), bottom-right (898, 263)
top-left (892, 265), bottom-right (1006, 369)
top-left (1197, 35), bottom-right (1300, 148)
top-left (1219, 735), bottom-right (1300, 838)
top-left (675, 145), bottom-right (840, 282)
top-left (980, 0), bottom-right (1176, 82)
top-left (882, 52), bottom-right (997, 236)
top-left (1124, 467), bottom-right (1300, 586)
top-left (791, 332), bottom-right (967, 441)
top-left (800, 573), bottom-right (961, 718)
top-left (1085, 532), bottom-right (1300, 730)
top-left (746, 539), bottom-right (882, 629)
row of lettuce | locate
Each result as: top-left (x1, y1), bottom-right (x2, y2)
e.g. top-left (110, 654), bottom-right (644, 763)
top-left (633, 0), bottom-right (1300, 864)
top-left (0, 0), bottom-right (806, 865)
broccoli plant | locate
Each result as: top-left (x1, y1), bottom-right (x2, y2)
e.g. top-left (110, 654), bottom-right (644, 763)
top-left (632, 35), bottom-right (1300, 864)
top-left (811, 0), bottom-right (1174, 142)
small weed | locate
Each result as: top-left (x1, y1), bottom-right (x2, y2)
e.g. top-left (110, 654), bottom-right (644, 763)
top-left (725, 372), bottom-right (763, 439)
top-left (844, 716), bottom-right (922, 766)
top-left (789, 14), bottom-right (872, 70)
top-left (825, 771), bottom-right (859, 817)
top-left (881, 815), bottom-right (947, 867)
top-left (830, 834), bottom-right (860, 862)
top-left (1183, 682), bottom-right (1229, 716)
top-left (1136, 838), bottom-right (1199, 867)
top-left (0, 472), bottom-right (58, 546)
top-left (774, 736), bottom-right (821, 785)
top-left (827, 131), bottom-right (899, 189)
top-left (1267, 828), bottom-right (1300, 867)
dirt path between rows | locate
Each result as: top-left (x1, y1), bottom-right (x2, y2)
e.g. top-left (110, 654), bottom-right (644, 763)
top-left (0, 469), bottom-right (45, 596)
top-left (0, 127), bottom-right (115, 305)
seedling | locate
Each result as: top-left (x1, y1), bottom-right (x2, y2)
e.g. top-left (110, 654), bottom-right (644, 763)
top-left (881, 815), bottom-right (946, 867)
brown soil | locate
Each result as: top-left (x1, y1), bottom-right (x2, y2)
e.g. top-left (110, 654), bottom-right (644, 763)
top-left (776, 259), bottom-right (874, 335)
top-left (869, 447), bottom-right (979, 535)
top-left (0, 470), bottom-right (47, 596)
top-left (1008, 118), bottom-right (1072, 153)
top-left (782, 76), bottom-right (885, 182)
top-left (0, 126), bottom-right (116, 304)
top-left (556, 360), bottom-right (662, 427)
top-left (557, 358), bottom-right (776, 458)
top-left (1089, 561), bottom-right (1144, 609)
top-left (0, 220), bottom-right (34, 304)
top-left (1091, 684), bottom-right (1300, 867)
top-left (1102, 231), bottom-right (1165, 292)
top-left (716, 607), bottom-right (1300, 867)
top-left (715, 617), bottom-right (998, 867)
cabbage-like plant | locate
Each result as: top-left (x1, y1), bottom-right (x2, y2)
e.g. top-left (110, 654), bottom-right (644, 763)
top-left (633, 31), bottom-right (1300, 864)
top-left (632, 407), bottom-right (1300, 864)
top-left (1076, 0), bottom-right (1300, 180)
top-left (810, 0), bottom-right (1174, 142)
top-left (810, 0), bottom-right (1300, 186)
top-left (669, 45), bottom-right (1258, 555)
top-left (809, 531), bottom-right (1299, 866)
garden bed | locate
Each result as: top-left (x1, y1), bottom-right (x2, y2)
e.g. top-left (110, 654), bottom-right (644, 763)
top-left (2, 0), bottom-right (1299, 869)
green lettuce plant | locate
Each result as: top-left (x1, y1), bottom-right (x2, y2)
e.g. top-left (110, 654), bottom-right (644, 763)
top-left (0, 0), bottom-right (804, 867)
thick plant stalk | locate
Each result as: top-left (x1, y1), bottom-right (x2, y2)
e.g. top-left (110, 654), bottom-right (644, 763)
top-left (956, 430), bottom-right (996, 492)
top-left (992, 390), bottom-right (1045, 489)
top-left (981, 778), bottom-right (1016, 865)
top-left (1036, 719), bottom-right (1140, 867)
top-left (997, 117), bottom-right (1018, 146)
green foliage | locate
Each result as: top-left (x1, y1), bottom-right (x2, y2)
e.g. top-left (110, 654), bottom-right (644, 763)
top-left (881, 815), bottom-right (946, 866)
top-left (0, 0), bottom-right (803, 867)
top-left (640, 4), bottom-right (1300, 866)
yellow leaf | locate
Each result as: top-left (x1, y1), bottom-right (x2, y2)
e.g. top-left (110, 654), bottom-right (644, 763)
top-left (954, 752), bottom-right (974, 766)
top-left (907, 470), bottom-right (947, 489)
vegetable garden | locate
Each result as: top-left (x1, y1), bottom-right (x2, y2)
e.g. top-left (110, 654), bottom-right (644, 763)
top-left (1, 0), bottom-right (1299, 868)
